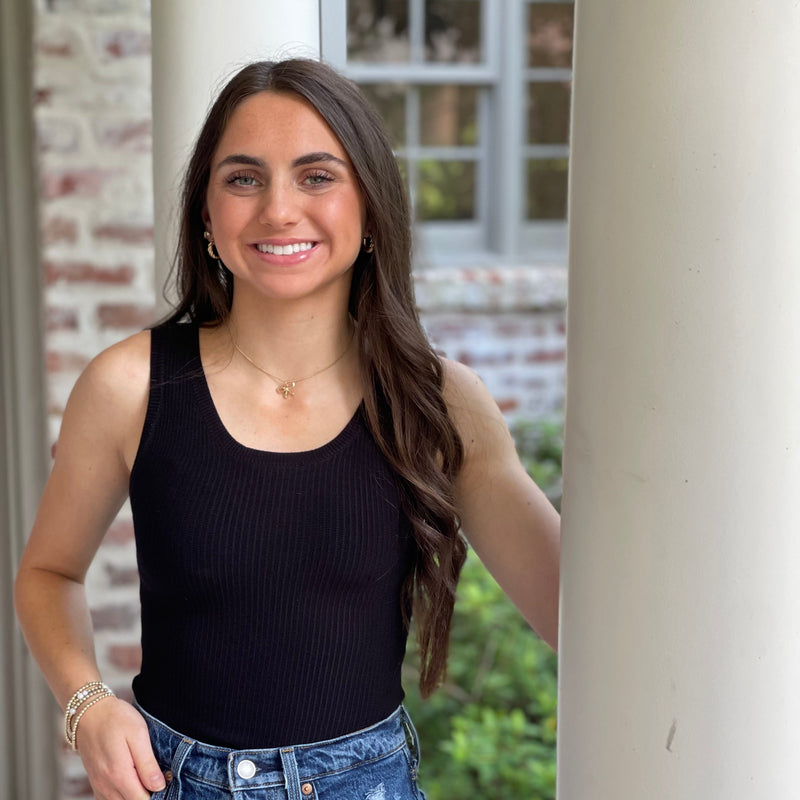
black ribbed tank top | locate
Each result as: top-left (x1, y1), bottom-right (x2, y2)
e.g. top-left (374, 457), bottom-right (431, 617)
top-left (129, 323), bottom-right (413, 748)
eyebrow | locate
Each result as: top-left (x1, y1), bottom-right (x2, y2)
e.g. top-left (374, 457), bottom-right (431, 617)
top-left (214, 151), bottom-right (348, 171)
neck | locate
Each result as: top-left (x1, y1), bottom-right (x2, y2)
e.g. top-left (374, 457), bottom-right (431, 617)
top-left (226, 301), bottom-right (355, 383)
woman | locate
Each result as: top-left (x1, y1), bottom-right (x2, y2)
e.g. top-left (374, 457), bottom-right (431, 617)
top-left (15, 59), bottom-right (560, 800)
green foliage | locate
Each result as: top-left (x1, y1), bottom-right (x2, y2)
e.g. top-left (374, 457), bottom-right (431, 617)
top-left (512, 417), bottom-right (564, 511)
top-left (402, 418), bottom-right (562, 800)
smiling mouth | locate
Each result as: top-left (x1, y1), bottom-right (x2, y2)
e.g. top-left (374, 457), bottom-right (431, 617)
top-left (255, 242), bottom-right (315, 255)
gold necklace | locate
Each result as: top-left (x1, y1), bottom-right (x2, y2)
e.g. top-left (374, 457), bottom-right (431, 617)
top-left (230, 324), bottom-right (356, 399)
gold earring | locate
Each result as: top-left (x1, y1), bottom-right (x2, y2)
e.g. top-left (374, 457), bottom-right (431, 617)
top-left (361, 235), bottom-right (374, 253)
top-left (204, 231), bottom-right (220, 260)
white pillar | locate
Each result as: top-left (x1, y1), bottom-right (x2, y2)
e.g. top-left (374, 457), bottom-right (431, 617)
top-left (150, 0), bottom-right (321, 308)
top-left (559, 2), bottom-right (800, 798)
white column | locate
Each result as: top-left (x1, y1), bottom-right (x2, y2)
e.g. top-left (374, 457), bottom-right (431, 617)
top-left (559, 2), bottom-right (800, 798)
top-left (150, 0), bottom-right (322, 308)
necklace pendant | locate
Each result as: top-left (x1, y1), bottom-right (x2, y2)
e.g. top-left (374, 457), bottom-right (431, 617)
top-left (276, 381), bottom-right (296, 399)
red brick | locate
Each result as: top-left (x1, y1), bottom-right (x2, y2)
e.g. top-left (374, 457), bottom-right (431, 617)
top-left (104, 519), bottom-right (134, 544)
top-left (107, 644), bottom-right (142, 671)
top-left (458, 351), bottom-right (514, 367)
top-left (93, 224), bottom-right (153, 245)
top-left (497, 398), bottom-right (519, 413)
top-left (46, 351), bottom-right (90, 373)
top-left (105, 563), bottom-right (140, 587)
top-left (97, 304), bottom-right (155, 330)
top-left (34, 88), bottom-right (53, 106)
top-left (46, 306), bottom-right (79, 332)
top-left (496, 322), bottom-right (525, 336)
top-left (45, 260), bottom-right (135, 286)
top-left (97, 29), bottom-right (151, 58)
top-left (93, 119), bottom-right (151, 152)
top-left (91, 603), bottom-right (138, 631)
top-left (41, 169), bottom-right (113, 200)
top-left (42, 216), bottom-right (79, 245)
top-left (36, 39), bottom-right (74, 58)
top-left (524, 349), bottom-right (566, 364)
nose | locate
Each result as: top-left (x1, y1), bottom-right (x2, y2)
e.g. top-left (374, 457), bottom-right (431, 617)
top-left (258, 180), bottom-right (299, 228)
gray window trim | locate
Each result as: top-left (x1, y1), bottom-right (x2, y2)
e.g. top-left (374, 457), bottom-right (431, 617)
top-left (0, 1), bottom-right (58, 799)
top-left (320, 0), bottom-right (347, 64)
top-left (322, 0), bottom-right (572, 267)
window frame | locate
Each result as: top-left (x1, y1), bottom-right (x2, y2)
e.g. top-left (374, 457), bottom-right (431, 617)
top-left (322, 0), bottom-right (572, 266)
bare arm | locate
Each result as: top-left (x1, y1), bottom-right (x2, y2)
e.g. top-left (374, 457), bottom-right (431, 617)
top-left (444, 360), bottom-right (561, 650)
top-left (14, 331), bottom-right (165, 799)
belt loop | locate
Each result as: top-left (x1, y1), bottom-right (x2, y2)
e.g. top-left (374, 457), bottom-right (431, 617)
top-left (400, 707), bottom-right (421, 777)
top-left (166, 737), bottom-right (195, 798)
top-left (279, 747), bottom-right (303, 800)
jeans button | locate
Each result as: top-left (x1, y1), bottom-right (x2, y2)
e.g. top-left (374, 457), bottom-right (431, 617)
top-left (164, 770), bottom-right (173, 784)
top-left (301, 783), bottom-right (313, 796)
top-left (237, 759), bottom-right (257, 779)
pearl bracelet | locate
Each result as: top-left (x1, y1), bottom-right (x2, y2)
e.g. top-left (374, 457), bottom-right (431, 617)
top-left (64, 681), bottom-right (115, 750)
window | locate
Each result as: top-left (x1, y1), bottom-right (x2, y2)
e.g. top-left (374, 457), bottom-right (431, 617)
top-left (322, 0), bottom-right (574, 266)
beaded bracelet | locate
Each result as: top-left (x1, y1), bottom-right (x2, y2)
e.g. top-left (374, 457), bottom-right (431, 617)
top-left (64, 681), bottom-right (115, 750)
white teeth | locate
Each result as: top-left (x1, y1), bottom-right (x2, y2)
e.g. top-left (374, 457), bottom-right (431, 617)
top-left (256, 242), bottom-right (314, 255)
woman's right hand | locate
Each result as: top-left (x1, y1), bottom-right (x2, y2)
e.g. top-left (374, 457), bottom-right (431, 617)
top-left (74, 697), bottom-right (167, 800)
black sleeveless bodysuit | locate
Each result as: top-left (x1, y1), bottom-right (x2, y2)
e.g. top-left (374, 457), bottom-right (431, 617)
top-left (129, 323), bottom-right (414, 748)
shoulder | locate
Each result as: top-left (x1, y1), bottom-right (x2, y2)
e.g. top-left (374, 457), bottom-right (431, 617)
top-left (440, 357), bottom-right (513, 459)
top-left (60, 331), bottom-right (151, 461)
top-left (75, 330), bottom-right (151, 405)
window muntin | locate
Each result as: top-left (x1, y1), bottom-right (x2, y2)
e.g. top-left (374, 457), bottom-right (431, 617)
top-left (336, 0), bottom-right (574, 263)
top-left (523, 0), bottom-right (573, 253)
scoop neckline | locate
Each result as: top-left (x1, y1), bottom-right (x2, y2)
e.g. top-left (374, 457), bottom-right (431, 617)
top-left (190, 326), bottom-right (363, 463)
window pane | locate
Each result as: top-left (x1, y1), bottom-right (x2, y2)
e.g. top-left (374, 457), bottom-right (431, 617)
top-left (528, 2), bottom-right (574, 68)
top-left (360, 84), bottom-right (406, 147)
top-left (527, 158), bottom-right (569, 220)
top-left (527, 82), bottom-right (571, 144)
top-left (420, 85), bottom-right (479, 146)
top-left (425, 0), bottom-right (482, 63)
top-left (417, 160), bottom-right (476, 220)
top-left (348, 0), bottom-right (410, 62)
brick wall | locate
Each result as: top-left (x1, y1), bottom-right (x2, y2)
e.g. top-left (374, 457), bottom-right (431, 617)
top-left (33, 1), bottom-right (154, 796)
top-left (31, 2), bottom-right (565, 797)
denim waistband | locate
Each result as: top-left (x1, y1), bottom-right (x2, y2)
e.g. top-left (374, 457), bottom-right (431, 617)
top-left (135, 700), bottom-right (419, 793)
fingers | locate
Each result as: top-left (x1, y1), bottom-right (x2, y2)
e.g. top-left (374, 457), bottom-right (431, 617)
top-left (127, 719), bottom-right (167, 793)
top-left (74, 697), bottom-right (166, 800)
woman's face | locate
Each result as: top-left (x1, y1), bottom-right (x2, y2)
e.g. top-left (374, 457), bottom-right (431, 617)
top-left (203, 90), bottom-right (366, 308)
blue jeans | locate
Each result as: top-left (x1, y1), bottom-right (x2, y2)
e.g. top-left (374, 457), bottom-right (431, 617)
top-left (136, 701), bottom-right (426, 800)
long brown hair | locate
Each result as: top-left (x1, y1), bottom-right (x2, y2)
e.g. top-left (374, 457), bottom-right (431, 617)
top-left (163, 59), bottom-right (466, 696)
